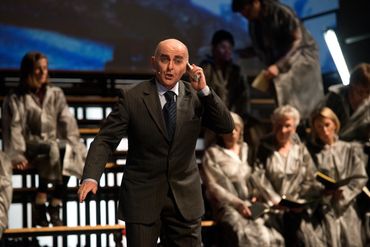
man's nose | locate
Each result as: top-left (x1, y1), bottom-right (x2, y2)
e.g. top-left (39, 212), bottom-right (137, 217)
top-left (167, 60), bottom-right (174, 70)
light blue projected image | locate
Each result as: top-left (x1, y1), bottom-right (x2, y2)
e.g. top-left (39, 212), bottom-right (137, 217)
top-left (0, 23), bottom-right (113, 70)
top-left (282, 0), bottom-right (338, 18)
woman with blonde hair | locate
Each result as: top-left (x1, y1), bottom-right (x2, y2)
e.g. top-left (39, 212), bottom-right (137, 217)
top-left (201, 112), bottom-right (284, 246)
top-left (309, 107), bottom-right (368, 246)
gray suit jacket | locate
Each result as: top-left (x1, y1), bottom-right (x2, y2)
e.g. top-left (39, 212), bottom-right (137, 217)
top-left (82, 79), bottom-right (234, 224)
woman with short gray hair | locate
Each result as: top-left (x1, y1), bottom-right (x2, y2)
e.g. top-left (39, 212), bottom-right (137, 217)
top-left (271, 104), bottom-right (300, 128)
top-left (252, 105), bottom-right (324, 247)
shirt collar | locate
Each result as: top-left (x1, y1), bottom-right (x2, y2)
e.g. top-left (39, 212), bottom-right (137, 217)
top-left (156, 80), bottom-right (179, 96)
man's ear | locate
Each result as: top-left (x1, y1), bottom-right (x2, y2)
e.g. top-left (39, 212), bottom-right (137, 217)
top-left (151, 56), bottom-right (156, 69)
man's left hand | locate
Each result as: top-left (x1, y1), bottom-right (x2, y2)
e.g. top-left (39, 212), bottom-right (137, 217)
top-left (188, 64), bottom-right (206, 91)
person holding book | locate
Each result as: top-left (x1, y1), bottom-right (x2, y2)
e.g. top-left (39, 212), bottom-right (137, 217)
top-left (231, 0), bottom-right (324, 124)
top-left (318, 63), bottom-right (370, 225)
top-left (252, 105), bottom-right (324, 247)
top-left (201, 112), bottom-right (284, 246)
top-left (309, 107), bottom-right (368, 247)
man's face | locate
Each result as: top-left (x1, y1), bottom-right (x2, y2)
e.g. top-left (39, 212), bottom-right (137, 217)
top-left (348, 84), bottom-right (370, 111)
top-left (152, 40), bottom-right (188, 89)
top-left (213, 40), bottom-right (233, 63)
top-left (239, 0), bottom-right (261, 21)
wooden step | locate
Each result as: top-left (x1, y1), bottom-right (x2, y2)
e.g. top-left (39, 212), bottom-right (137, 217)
top-left (3, 221), bottom-right (216, 238)
top-left (3, 224), bottom-right (125, 238)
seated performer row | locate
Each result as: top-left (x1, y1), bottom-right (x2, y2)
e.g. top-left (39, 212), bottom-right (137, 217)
top-left (201, 106), bottom-right (368, 247)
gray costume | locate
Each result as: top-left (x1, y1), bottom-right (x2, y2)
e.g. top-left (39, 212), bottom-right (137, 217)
top-left (252, 134), bottom-right (325, 247)
top-left (310, 140), bottom-right (368, 247)
top-left (201, 142), bottom-right (284, 246)
top-left (249, 0), bottom-right (323, 119)
top-left (0, 152), bottom-right (12, 239)
top-left (322, 84), bottom-right (370, 142)
top-left (2, 85), bottom-right (85, 181)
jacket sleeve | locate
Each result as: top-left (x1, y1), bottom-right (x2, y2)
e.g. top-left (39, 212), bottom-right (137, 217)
top-left (0, 152), bottom-right (12, 229)
top-left (2, 95), bottom-right (27, 164)
top-left (200, 88), bottom-right (234, 134)
top-left (55, 88), bottom-right (87, 178)
top-left (273, 4), bottom-right (303, 73)
top-left (55, 88), bottom-right (81, 145)
top-left (82, 89), bottom-right (129, 182)
top-left (337, 143), bottom-right (368, 211)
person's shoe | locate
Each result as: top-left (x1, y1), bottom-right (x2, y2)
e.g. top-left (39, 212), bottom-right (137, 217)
top-left (33, 204), bottom-right (49, 227)
top-left (47, 204), bottom-right (64, 226)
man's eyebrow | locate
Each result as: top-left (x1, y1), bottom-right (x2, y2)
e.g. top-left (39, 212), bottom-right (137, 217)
top-left (159, 54), bottom-right (170, 58)
top-left (159, 54), bottom-right (184, 59)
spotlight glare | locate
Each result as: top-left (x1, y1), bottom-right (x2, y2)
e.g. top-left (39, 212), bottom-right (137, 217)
top-left (324, 29), bottom-right (350, 85)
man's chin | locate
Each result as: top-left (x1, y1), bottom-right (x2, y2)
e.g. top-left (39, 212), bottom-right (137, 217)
top-left (160, 78), bottom-right (177, 88)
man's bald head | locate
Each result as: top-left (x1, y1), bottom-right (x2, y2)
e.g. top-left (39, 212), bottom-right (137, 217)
top-left (152, 39), bottom-right (189, 89)
top-left (154, 39), bottom-right (189, 61)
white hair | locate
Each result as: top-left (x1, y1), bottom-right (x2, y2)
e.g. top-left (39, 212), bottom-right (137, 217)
top-left (271, 105), bottom-right (300, 127)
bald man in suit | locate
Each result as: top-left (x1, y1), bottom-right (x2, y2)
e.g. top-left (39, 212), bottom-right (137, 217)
top-left (78, 39), bottom-right (234, 246)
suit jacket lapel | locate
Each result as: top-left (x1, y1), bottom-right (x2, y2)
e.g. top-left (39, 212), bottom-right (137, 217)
top-left (174, 81), bottom-right (191, 141)
top-left (142, 79), bottom-right (168, 140)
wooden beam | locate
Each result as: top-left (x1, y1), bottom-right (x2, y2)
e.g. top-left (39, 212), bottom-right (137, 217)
top-left (3, 221), bottom-right (215, 238)
top-left (3, 224), bottom-right (125, 238)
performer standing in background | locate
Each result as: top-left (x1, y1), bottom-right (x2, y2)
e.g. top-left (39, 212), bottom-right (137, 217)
top-left (78, 39), bottom-right (234, 246)
top-left (2, 52), bottom-right (86, 226)
top-left (232, 0), bottom-right (324, 124)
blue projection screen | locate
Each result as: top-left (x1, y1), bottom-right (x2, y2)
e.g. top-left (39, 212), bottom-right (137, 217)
top-left (0, 0), bottom-right (338, 73)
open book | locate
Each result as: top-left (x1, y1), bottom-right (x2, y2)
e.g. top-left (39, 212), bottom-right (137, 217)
top-left (249, 196), bottom-right (313, 218)
top-left (249, 202), bottom-right (269, 220)
top-left (251, 70), bottom-right (270, 92)
top-left (315, 171), bottom-right (367, 190)
top-left (278, 195), bottom-right (312, 209)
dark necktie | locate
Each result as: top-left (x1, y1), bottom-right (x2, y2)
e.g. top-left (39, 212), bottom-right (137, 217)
top-left (163, 91), bottom-right (176, 140)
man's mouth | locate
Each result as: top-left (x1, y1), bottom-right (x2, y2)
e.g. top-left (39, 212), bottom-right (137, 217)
top-left (165, 74), bottom-right (174, 80)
